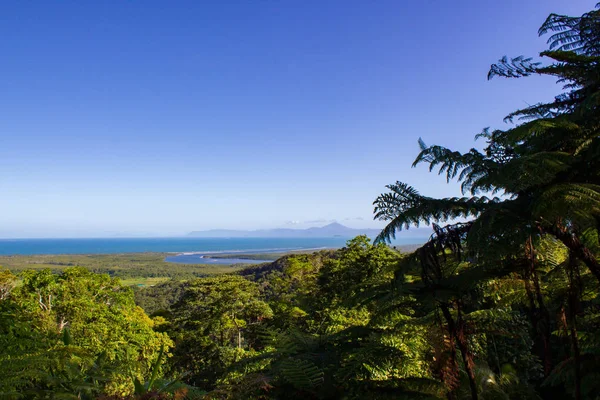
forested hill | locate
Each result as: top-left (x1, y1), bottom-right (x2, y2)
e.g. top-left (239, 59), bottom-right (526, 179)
top-left (237, 249), bottom-right (337, 281)
top-left (237, 243), bottom-right (421, 282)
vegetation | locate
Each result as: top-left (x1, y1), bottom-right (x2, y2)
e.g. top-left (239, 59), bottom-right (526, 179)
top-left (0, 267), bottom-right (173, 398)
top-left (0, 253), bottom-right (243, 280)
top-left (134, 280), bottom-right (189, 315)
top-left (1, 4), bottom-right (599, 399)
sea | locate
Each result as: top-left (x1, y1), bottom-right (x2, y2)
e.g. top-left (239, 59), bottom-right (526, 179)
top-left (0, 237), bottom-right (424, 264)
top-left (0, 237), bottom-right (419, 256)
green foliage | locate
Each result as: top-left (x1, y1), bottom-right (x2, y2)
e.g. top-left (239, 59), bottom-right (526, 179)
top-left (371, 4), bottom-right (600, 400)
top-left (134, 280), bottom-right (188, 316)
top-left (0, 268), bottom-right (16, 300)
top-left (169, 275), bottom-right (273, 390)
top-left (0, 268), bottom-right (171, 397)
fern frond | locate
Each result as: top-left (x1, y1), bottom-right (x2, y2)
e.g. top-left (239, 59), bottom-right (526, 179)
top-left (279, 359), bottom-right (324, 389)
top-left (534, 183), bottom-right (600, 226)
top-left (373, 182), bottom-right (494, 243)
top-left (488, 56), bottom-right (541, 79)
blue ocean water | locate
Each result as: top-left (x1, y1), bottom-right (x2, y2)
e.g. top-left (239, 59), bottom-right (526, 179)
top-left (0, 237), bottom-right (367, 256)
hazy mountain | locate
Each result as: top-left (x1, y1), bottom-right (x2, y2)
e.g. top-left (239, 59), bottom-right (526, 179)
top-left (187, 222), bottom-right (430, 239)
top-left (187, 222), bottom-right (378, 238)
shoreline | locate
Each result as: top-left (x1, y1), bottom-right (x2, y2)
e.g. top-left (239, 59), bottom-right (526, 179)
top-left (168, 246), bottom-right (333, 257)
top-left (164, 247), bottom-right (337, 265)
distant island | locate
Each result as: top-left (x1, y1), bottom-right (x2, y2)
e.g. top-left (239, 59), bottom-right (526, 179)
top-left (187, 222), bottom-right (429, 239)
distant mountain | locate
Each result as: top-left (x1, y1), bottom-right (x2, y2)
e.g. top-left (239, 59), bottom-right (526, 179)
top-left (187, 222), bottom-right (383, 238)
top-left (187, 222), bottom-right (433, 240)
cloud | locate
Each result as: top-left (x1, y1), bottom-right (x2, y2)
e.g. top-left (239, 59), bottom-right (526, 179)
top-left (344, 217), bottom-right (365, 221)
top-left (305, 219), bottom-right (337, 224)
top-left (286, 219), bottom-right (337, 226)
top-left (304, 219), bottom-right (327, 224)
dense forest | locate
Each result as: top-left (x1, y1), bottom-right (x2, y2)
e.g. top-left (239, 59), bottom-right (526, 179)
top-left (0, 253), bottom-right (246, 282)
top-left (2, 4), bottom-right (600, 399)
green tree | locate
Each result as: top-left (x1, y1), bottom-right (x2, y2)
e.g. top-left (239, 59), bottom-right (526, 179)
top-left (374, 4), bottom-right (600, 283)
top-left (0, 268), bottom-right (16, 300)
top-left (170, 275), bottom-right (273, 389)
top-left (373, 4), bottom-right (600, 400)
top-left (1, 267), bottom-right (171, 397)
top-left (224, 238), bottom-right (437, 400)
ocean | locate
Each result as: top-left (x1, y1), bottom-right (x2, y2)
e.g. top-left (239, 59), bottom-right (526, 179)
top-left (0, 237), bottom-right (420, 256)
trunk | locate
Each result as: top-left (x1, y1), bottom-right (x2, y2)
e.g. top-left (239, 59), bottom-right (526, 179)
top-left (523, 277), bottom-right (552, 376)
top-left (567, 255), bottom-right (582, 400)
top-left (58, 317), bottom-right (68, 333)
top-left (440, 302), bottom-right (478, 400)
top-left (568, 316), bottom-right (582, 400)
top-left (232, 313), bottom-right (242, 349)
top-left (544, 225), bottom-right (600, 285)
top-left (559, 308), bottom-right (572, 364)
top-left (434, 311), bottom-right (459, 400)
top-left (445, 336), bottom-right (459, 400)
top-left (527, 237), bottom-right (553, 375)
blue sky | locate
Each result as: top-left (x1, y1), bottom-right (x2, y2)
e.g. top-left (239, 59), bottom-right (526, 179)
top-left (0, 0), bottom-right (594, 238)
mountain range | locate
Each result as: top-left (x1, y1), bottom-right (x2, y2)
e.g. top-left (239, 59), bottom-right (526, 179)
top-left (187, 222), bottom-right (431, 239)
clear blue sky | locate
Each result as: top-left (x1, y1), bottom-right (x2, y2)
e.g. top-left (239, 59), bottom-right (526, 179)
top-left (0, 0), bottom-right (594, 238)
